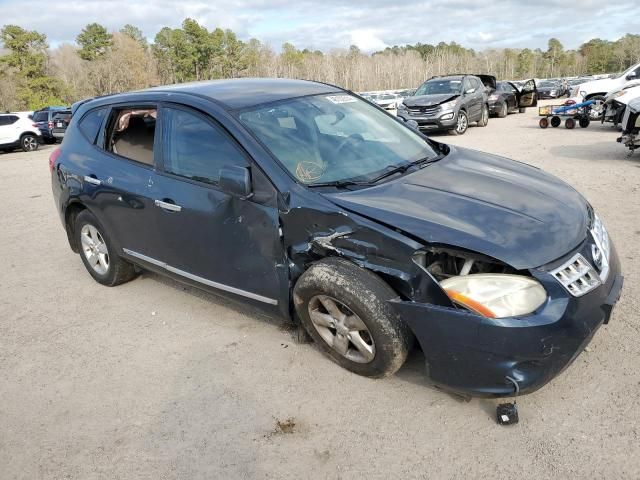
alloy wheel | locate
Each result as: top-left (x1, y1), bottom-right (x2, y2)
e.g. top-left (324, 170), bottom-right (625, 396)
top-left (307, 295), bottom-right (375, 363)
top-left (80, 224), bottom-right (110, 275)
top-left (456, 112), bottom-right (468, 133)
top-left (22, 136), bottom-right (38, 151)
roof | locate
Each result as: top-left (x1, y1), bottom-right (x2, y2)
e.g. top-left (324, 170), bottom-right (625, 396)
top-left (146, 78), bottom-right (342, 109)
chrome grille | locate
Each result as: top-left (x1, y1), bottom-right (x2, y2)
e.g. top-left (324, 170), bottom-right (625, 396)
top-left (550, 253), bottom-right (601, 297)
top-left (408, 105), bottom-right (440, 116)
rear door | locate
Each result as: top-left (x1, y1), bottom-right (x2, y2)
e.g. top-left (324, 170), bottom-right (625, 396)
top-left (74, 104), bottom-right (165, 261)
top-left (0, 115), bottom-right (17, 144)
top-left (150, 103), bottom-right (285, 306)
top-left (463, 77), bottom-right (481, 120)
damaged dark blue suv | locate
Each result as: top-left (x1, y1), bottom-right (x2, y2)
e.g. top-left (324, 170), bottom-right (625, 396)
top-left (50, 78), bottom-right (623, 398)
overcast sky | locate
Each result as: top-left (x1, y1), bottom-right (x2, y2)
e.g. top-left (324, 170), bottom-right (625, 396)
top-left (0, 0), bottom-right (637, 52)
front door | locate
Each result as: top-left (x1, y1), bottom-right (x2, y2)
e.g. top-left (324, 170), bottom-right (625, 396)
top-left (151, 104), bottom-right (285, 306)
top-left (518, 79), bottom-right (538, 108)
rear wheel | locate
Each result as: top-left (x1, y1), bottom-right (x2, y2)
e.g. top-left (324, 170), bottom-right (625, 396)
top-left (551, 116), bottom-right (561, 128)
top-left (449, 111), bottom-right (468, 135)
top-left (539, 118), bottom-right (549, 128)
top-left (579, 117), bottom-right (590, 128)
top-left (294, 257), bottom-right (413, 378)
top-left (20, 134), bottom-right (39, 152)
top-left (477, 104), bottom-right (489, 126)
top-left (497, 102), bottom-right (508, 118)
top-left (74, 210), bottom-right (137, 286)
top-left (565, 118), bottom-right (576, 129)
top-left (519, 106), bottom-right (526, 113)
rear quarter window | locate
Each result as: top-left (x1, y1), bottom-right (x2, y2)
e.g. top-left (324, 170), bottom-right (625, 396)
top-left (78, 108), bottom-right (107, 143)
top-left (32, 111), bottom-right (48, 122)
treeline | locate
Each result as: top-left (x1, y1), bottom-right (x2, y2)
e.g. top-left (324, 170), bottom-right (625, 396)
top-left (1, 19), bottom-right (640, 111)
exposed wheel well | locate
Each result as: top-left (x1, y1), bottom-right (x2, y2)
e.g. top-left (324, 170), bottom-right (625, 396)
top-left (64, 203), bottom-right (88, 253)
top-left (585, 93), bottom-right (606, 100)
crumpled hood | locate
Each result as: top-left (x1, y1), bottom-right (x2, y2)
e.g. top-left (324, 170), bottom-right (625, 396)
top-left (325, 146), bottom-right (589, 269)
top-left (403, 94), bottom-right (458, 107)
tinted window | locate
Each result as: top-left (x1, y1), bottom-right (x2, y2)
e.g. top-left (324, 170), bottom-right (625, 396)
top-left (162, 107), bottom-right (247, 185)
top-left (106, 108), bottom-right (156, 165)
top-left (32, 111), bottom-right (48, 122)
top-left (79, 108), bottom-right (107, 143)
top-left (0, 115), bottom-right (18, 126)
top-left (415, 79), bottom-right (462, 95)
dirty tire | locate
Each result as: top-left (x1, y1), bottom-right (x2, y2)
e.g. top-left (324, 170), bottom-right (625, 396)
top-left (579, 117), bottom-right (590, 128)
top-left (75, 210), bottom-right (138, 287)
top-left (477, 104), bottom-right (489, 126)
top-left (539, 118), bottom-right (549, 129)
top-left (550, 116), bottom-right (561, 128)
top-left (565, 117), bottom-right (576, 129)
top-left (293, 257), bottom-right (413, 378)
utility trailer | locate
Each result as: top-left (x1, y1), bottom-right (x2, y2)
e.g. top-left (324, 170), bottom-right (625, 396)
top-left (538, 99), bottom-right (595, 129)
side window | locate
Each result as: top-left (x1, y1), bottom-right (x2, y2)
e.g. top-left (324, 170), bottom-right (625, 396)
top-left (162, 107), bottom-right (248, 185)
top-left (106, 107), bottom-right (157, 165)
top-left (33, 111), bottom-right (48, 122)
top-left (78, 108), bottom-right (107, 143)
top-left (473, 78), bottom-right (483, 91)
top-left (0, 116), bottom-right (10, 126)
top-left (463, 78), bottom-right (473, 93)
top-left (8, 115), bottom-right (19, 124)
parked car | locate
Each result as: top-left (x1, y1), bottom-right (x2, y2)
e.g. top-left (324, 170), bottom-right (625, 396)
top-left (536, 80), bottom-right (564, 99)
top-left (373, 93), bottom-right (400, 110)
top-left (51, 110), bottom-right (72, 140)
top-left (397, 75), bottom-right (491, 135)
top-left (0, 112), bottom-right (42, 152)
top-left (569, 62), bottom-right (640, 119)
top-left (50, 78), bottom-right (623, 399)
top-left (487, 80), bottom-right (538, 117)
top-left (617, 96), bottom-right (640, 152)
top-left (32, 106), bottom-right (68, 144)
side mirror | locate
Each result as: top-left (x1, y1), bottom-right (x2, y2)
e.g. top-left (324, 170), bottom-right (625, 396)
top-left (627, 72), bottom-right (637, 80)
top-left (219, 165), bottom-right (253, 199)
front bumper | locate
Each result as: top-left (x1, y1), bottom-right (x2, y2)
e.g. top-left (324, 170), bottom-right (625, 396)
top-left (397, 110), bottom-right (457, 131)
top-left (390, 245), bottom-right (623, 398)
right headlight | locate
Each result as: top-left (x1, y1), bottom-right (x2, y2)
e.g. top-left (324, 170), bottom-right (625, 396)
top-left (440, 274), bottom-right (547, 318)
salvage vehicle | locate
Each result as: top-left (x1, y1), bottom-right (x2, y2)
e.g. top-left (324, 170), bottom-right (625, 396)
top-left (0, 112), bottom-right (42, 152)
top-left (617, 97), bottom-right (640, 153)
top-left (569, 62), bottom-right (640, 120)
top-left (487, 80), bottom-right (537, 117)
top-left (50, 78), bottom-right (623, 402)
top-left (373, 93), bottom-right (400, 111)
top-left (603, 80), bottom-right (640, 126)
top-left (397, 75), bottom-right (490, 135)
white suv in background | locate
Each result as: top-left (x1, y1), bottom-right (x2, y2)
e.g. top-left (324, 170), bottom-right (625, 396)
top-left (0, 113), bottom-right (42, 153)
top-left (570, 62), bottom-right (640, 119)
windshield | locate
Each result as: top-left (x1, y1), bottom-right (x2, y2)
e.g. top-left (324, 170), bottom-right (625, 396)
top-left (539, 81), bottom-right (559, 88)
top-left (414, 79), bottom-right (462, 96)
top-left (239, 93), bottom-right (439, 185)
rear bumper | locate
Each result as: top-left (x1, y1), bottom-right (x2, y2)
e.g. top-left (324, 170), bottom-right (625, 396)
top-left (390, 246), bottom-right (623, 398)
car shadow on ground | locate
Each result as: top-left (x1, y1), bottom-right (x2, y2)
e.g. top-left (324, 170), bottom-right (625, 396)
top-left (137, 268), bottom-right (478, 407)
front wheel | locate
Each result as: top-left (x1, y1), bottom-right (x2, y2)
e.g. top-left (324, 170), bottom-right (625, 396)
top-left (497, 102), bottom-right (508, 118)
top-left (75, 210), bottom-right (138, 286)
top-left (293, 257), bottom-right (413, 378)
top-left (449, 111), bottom-right (468, 135)
top-left (21, 134), bottom-right (39, 152)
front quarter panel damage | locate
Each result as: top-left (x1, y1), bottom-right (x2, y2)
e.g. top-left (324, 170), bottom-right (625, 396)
top-left (280, 202), bottom-right (453, 308)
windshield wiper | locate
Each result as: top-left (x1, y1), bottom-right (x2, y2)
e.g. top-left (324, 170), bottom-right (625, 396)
top-left (308, 179), bottom-right (373, 188)
top-left (368, 154), bottom-right (443, 184)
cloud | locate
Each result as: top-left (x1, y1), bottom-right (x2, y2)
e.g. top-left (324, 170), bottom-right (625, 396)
top-left (0, 0), bottom-right (637, 51)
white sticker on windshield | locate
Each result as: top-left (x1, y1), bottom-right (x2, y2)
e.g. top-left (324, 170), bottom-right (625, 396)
top-left (326, 95), bottom-right (357, 104)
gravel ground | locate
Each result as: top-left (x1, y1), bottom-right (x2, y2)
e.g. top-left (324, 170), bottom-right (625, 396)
top-left (1, 101), bottom-right (638, 479)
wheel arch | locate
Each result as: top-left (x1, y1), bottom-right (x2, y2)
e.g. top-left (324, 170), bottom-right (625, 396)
top-left (64, 201), bottom-right (89, 253)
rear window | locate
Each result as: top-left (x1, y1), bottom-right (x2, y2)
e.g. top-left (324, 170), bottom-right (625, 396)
top-left (53, 112), bottom-right (72, 121)
top-left (32, 111), bottom-right (48, 122)
top-left (78, 108), bottom-right (107, 143)
top-left (0, 115), bottom-right (19, 126)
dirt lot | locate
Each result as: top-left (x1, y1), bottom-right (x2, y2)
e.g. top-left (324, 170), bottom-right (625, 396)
top-left (1, 102), bottom-right (639, 479)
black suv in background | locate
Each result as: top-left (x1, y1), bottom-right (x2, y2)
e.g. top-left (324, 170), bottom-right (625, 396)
top-left (397, 75), bottom-right (490, 135)
top-left (51, 110), bottom-right (72, 141)
top-left (32, 106), bottom-right (68, 143)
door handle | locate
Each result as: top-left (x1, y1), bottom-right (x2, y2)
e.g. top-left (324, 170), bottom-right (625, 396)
top-left (84, 175), bottom-right (101, 186)
top-left (154, 199), bottom-right (182, 212)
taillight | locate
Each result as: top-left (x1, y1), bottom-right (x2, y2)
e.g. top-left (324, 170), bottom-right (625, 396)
top-left (32, 123), bottom-right (38, 128)
top-left (48, 120), bottom-right (53, 129)
top-left (49, 148), bottom-right (62, 173)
